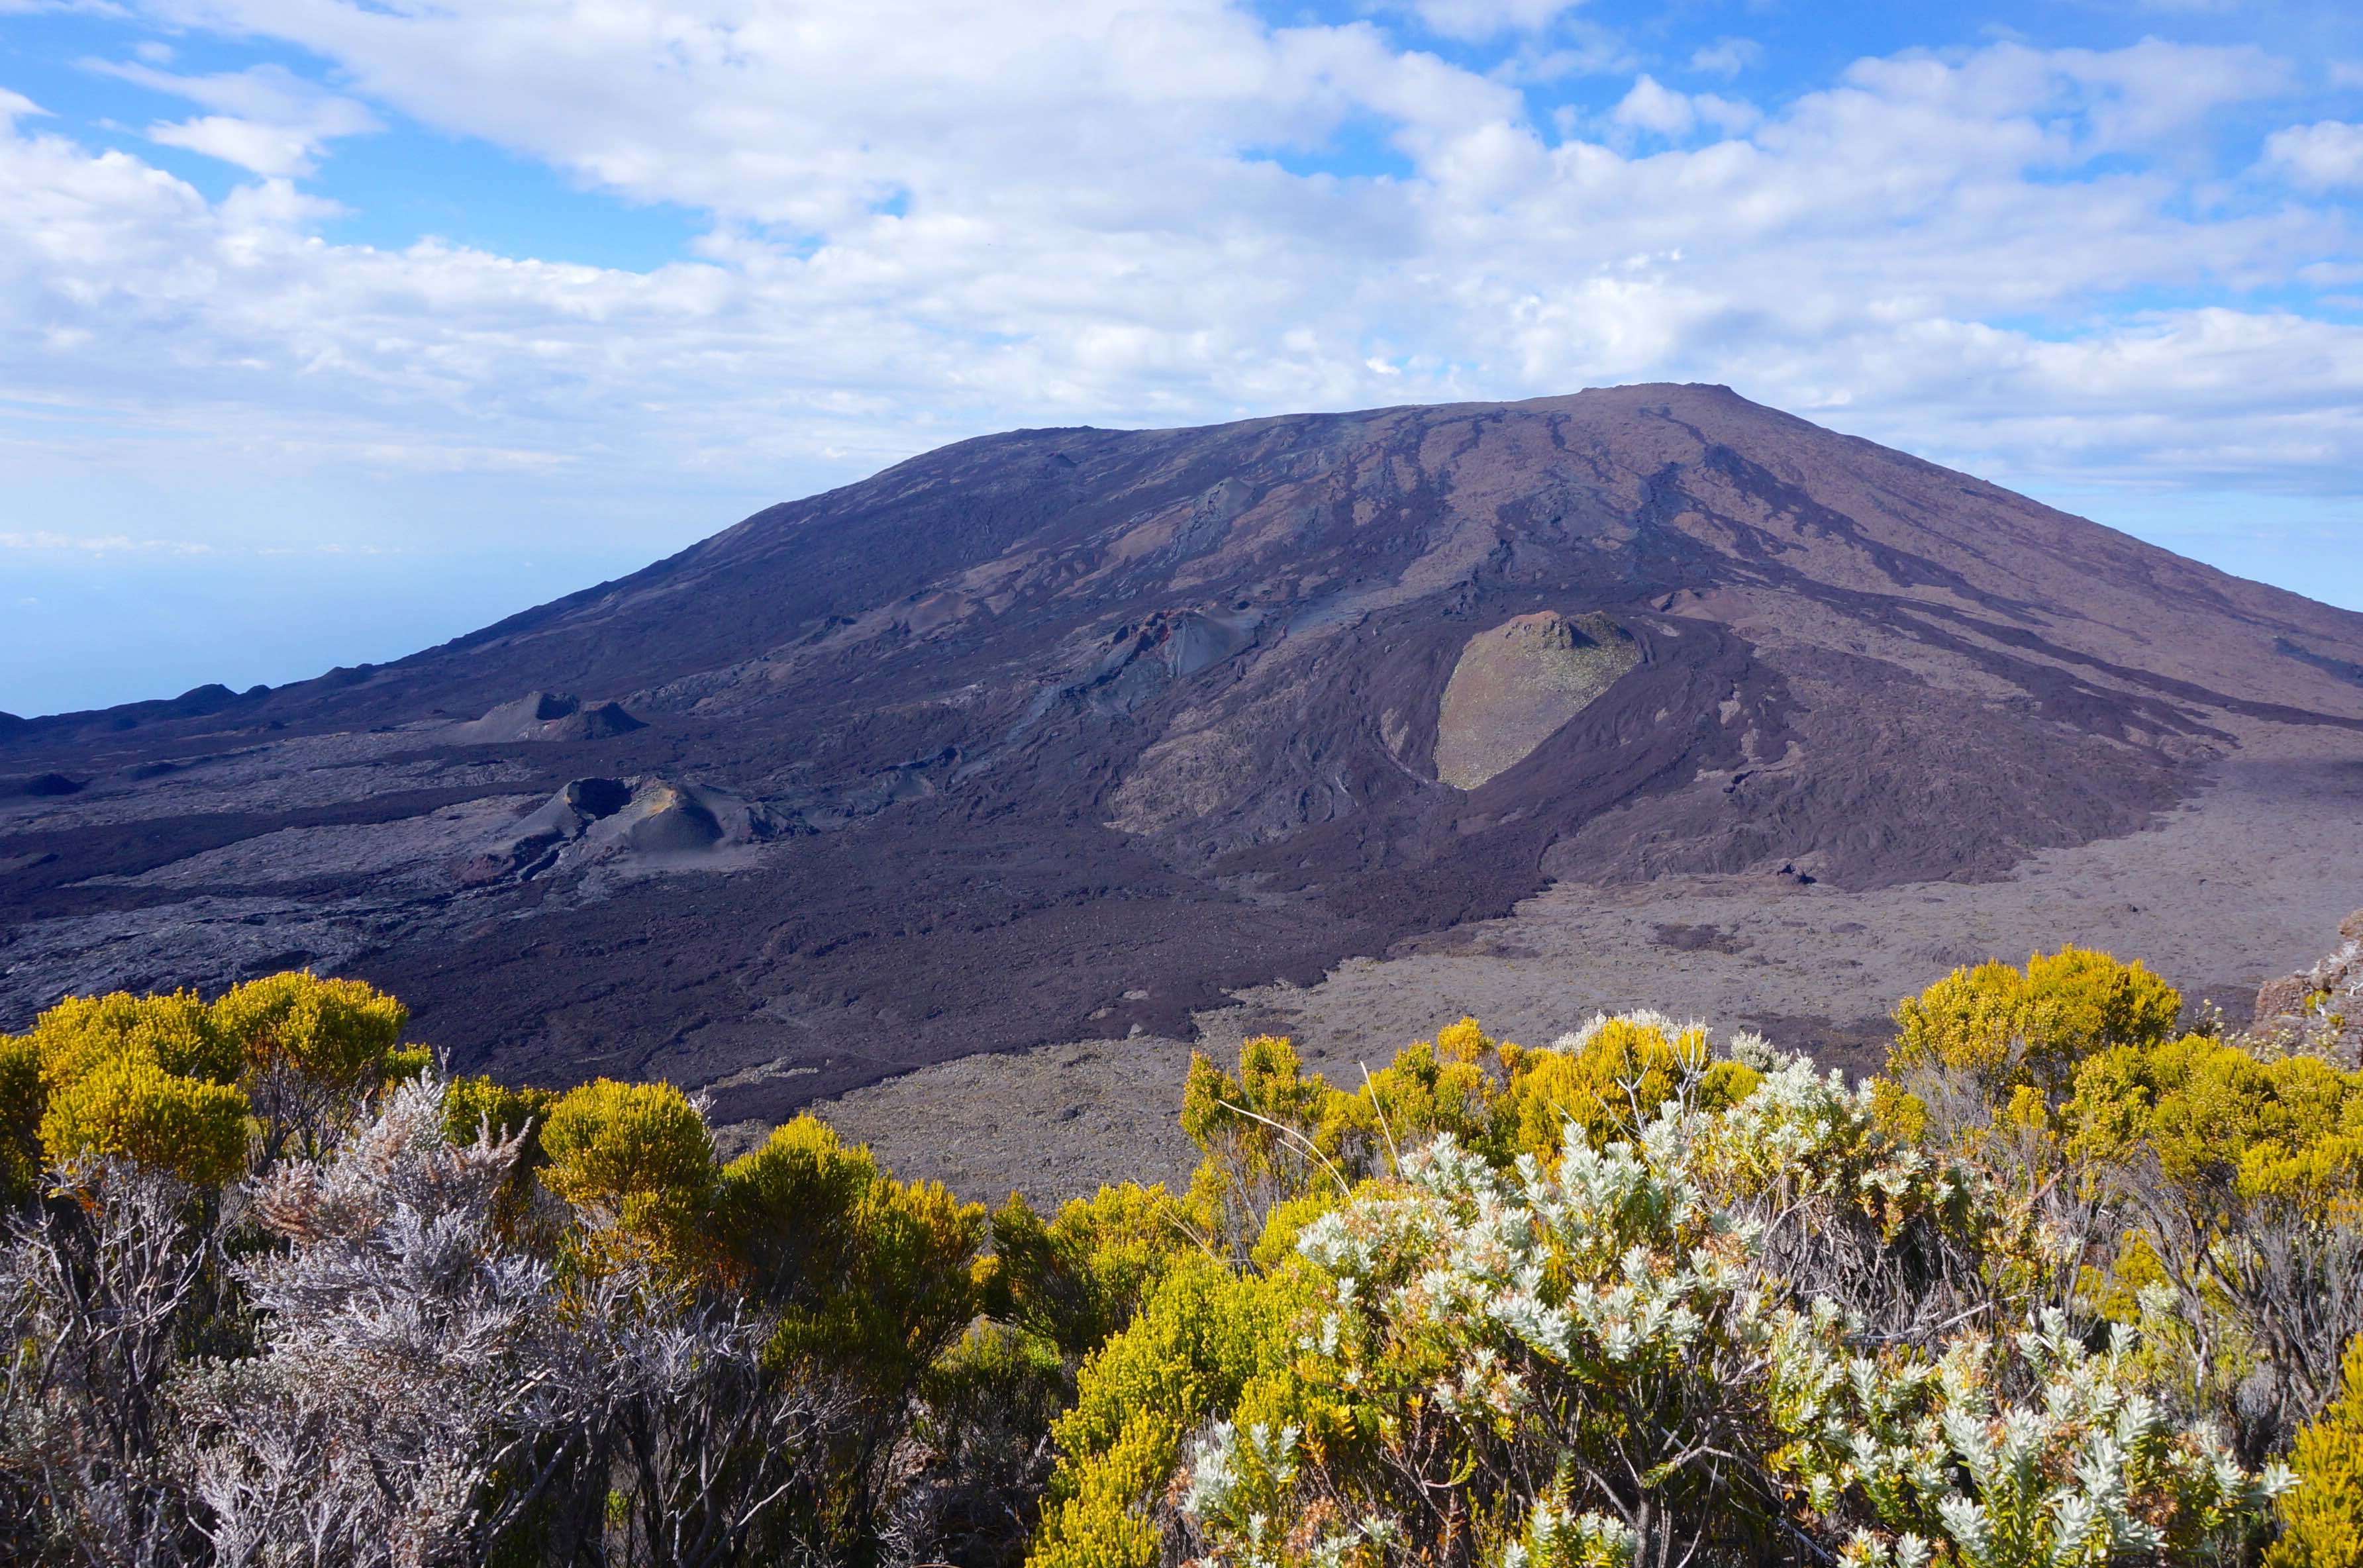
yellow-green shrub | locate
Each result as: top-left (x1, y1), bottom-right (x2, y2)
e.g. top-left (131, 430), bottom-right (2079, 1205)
top-left (1031, 1261), bottom-right (1312, 1568)
top-left (2065, 1032), bottom-right (2363, 1212)
top-left (542, 1077), bottom-right (715, 1201)
top-left (443, 1073), bottom-right (559, 1158)
top-left (24, 987), bottom-right (240, 1089)
top-left (1498, 1012), bottom-right (1748, 1160)
top-left (211, 973), bottom-right (420, 1158)
top-left (39, 1051), bottom-right (250, 1185)
top-left (1180, 1034), bottom-right (1362, 1247)
top-left (5, 976), bottom-right (425, 1189)
top-left (719, 1115), bottom-right (985, 1549)
top-left (0, 1034), bottom-right (46, 1200)
top-left (12, 988), bottom-right (258, 1187)
top-left (1350, 1016), bottom-right (1506, 1159)
top-left (541, 1077), bottom-right (717, 1276)
top-left (2272, 1335), bottom-right (2363, 1566)
top-left (720, 1114), bottom-right (983, 1386)
top-left (1889, 944), bottom-right (2181, 1101)
top-left (989, 1181), bottom-right (1200, 1358)
top-left (1181, 1034), bottom-right (1353, 1170)
top-left (210, 971), bottom-right (409, 1087)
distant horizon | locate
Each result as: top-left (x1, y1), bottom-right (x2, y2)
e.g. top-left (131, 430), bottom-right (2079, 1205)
top-left (11, 379), bottom-right (2363, 720)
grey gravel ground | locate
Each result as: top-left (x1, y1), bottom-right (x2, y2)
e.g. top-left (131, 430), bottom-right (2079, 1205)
top-left (805, 720), bottom-right (2363, 1204)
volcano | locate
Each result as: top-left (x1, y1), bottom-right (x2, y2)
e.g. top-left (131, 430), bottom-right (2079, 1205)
top-left (6, 384), bottom-right (2362, 1122)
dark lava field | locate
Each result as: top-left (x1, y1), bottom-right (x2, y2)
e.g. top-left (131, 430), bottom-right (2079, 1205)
top-left (7, 383), bottom-right (2363, 1124)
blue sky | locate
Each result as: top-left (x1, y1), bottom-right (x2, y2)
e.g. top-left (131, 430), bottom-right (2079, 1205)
top-left (3, 0), bottom-right (2360, 716)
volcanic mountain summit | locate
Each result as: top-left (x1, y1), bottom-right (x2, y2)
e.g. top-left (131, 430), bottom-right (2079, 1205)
top-left (6, 384), bottom-right (2362, 1117)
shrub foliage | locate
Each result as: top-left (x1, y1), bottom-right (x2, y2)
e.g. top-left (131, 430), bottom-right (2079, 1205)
top-left (0, 948), bottom-right (2356, 1565)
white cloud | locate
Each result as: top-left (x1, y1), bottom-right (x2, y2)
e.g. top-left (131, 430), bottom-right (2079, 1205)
top-left (1611, 74), bottom-right (1692, 136)
top-left (1491, 24), bottom-right (1633, 85)
top-left (1611, 74), bottom-right (1756, 139)
top-left (1397, 0), bottom-right (1585, 42)
top-left (0, 9), bottom-right (2356, 569)
top-left (1829, 40), bottom-right (2287, 159)
top-left (2262, 121), bottom-right (2363, 191)
top-left (1688, 38), bottom-right (1760, 79)
top-left (146, 115), bottom-right (324, 177)
top-left (90, 62), bottom-right (379, 176)
top-left (0, 530), bottom-right (211, 554)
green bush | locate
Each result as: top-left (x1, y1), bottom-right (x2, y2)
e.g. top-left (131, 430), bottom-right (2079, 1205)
top-left (24, 985), bottom-right (242, 1088)
top-left (721, 1115), bottom-right (982, 1378)
top-left (2272, 1335), bottom-right (2363, 1566)
top-left (989, 1181), bottom-right (1199, 1358)
top-left (2066, 1030), bottom-right (2363, 1207)
top-left (3, 950), bottom-right (2356, 1568)
top-left (541, 1077), bottom-right (718, 1277)
top-left (1032, 1260), bottom-right (1314, 1568)
top-left (715, 1114), bottom-right (985, 1547)
top-left (0, 1034), bottom-right (44, 1201)
top-left (443, 1072), bottom-right (560, 1155)
top-left (209, 971), bottom-right (409, 1086)
top-left (40, 1049), bottom-right (250, 1185)
top-left (1888, 944), bottom-right (2181, 1101)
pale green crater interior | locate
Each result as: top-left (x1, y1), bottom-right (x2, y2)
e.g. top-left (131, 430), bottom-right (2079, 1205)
top-left (1433, 611), bottom-right (1640, 790)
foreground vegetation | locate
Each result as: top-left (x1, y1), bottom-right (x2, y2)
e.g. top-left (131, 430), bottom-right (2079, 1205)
top-left (1, 945), bottom-right (2360, 1565)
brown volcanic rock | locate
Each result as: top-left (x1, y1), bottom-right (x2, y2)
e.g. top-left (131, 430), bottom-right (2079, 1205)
top-left (2246, 909), bottom-right (2363, 1067)
top-left (456, 775), bottom-right (791, 885)
top-left (5, 384), bottom-right (2363, 1119)
top-left (1434, 611), bottom-right (1638, 789)
top-left (454, 691), bottom-right (644, 743)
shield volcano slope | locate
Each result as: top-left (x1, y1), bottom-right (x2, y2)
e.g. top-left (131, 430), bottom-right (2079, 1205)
top-left (4, 383), bottom-right (2361, 1119)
